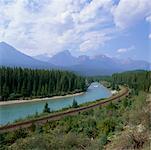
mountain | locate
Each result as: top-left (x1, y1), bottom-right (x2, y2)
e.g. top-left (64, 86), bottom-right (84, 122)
top-left (33, 54), bottom-right (51, 62)
top-left (0, 42), bottom-right (54, 69)
top-left (48, 50), bottom-right (78, 67)
top-left (48, 50), bottom-right (150, 76)
top-left (78, 55), bottom-right (90, 63)
top-left (0, 42), bottom-right (150, 76)
top-left (121, 58), bottom-right (150, 70)
top-left (65, 55), bottom-right (122, 76)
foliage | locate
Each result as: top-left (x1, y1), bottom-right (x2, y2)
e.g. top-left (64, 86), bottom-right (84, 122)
top-left (86, 75), bottom-right (112, 84)
top-left (0, 67), bottom-right (86, 101)
top-left (43, 102), bottom-right (50, 113)
top-left (0, 128), bottom-right (27, 146)
top-left (112, 70), bottom-right (151, 92)
top-left (105, 92), bottom-right (150, 150)
top-left (0, 70), bottom-right (150, 149)
top-left (0, 91), bottom-right (150, 150)
top-left (72, 98), bottom-right (78, 108)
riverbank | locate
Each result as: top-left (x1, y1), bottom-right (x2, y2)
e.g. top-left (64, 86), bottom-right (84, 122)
top-left (100, 81), bottom-right (118, 95)
top-left (0, 92), bottom-right (84, 106)
top-left (0, 87), bottom-right (128, 132)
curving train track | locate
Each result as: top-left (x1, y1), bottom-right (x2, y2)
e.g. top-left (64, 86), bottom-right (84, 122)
top-left (0, 87), bottom-right (129, 133)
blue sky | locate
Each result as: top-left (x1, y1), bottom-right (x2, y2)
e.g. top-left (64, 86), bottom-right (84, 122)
top-left (0, 0), bottom-right (151, 62)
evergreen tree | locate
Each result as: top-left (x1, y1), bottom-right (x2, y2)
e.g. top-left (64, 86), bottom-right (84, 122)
top-left (21, 81), bottom-right (27, 97)
top-left (43, 102), bottom-right (50, 113)
top-left (2, 84), bottom-right (9, 101)
top-left (111, 70), bottom-right (151, 92)
top-left (72, 98), bottom-right (78, 108)
top-left (0, 67), bottom-right (86, 101)
top-left (32, 80), bottom-right (36, 96)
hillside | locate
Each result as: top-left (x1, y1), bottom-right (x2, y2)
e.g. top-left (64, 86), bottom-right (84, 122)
top-left (0, 42), bottom-right (54, 69)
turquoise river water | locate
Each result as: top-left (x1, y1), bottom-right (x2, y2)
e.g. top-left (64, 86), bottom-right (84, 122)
top-left (0, 82), bottom-right (112, 125)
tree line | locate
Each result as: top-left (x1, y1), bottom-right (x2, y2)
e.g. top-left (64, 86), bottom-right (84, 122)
top-left (0, 67), bottom-right (86, 101)
top-left (111, 70), bottom-right (151, 92)
top-left (86, 75), bottom-right (112, 84)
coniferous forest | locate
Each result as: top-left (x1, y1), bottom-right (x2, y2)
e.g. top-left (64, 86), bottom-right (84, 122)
top-left (1, 70), bottom-right (151, 149)
top-left (0, 67), bottom-right (86, 101)
top-left (111, 70), bottom-right (151, 92)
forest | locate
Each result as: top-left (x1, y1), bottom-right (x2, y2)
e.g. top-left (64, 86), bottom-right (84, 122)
top-left (111, 70), bottom-right (151, 92)
top-left (0, 70), bottom-right (150, 149)
top-left (0, 67), bottom-right (86, 101)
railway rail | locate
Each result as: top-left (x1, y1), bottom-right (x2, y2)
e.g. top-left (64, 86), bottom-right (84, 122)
top-left (0, 87), bottom-right (129, 133)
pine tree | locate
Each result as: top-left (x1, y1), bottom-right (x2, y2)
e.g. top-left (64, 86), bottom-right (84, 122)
top-left (0, 67), bottom-right (86, 101)
top-left (72, 98), bottom-right (78, 108)
top-left (43, 102), bottom-right (50, 113)
top-left (21, 81), bottom-right (27, 97)
top-left (32, 80), bottom-right (36, 96)
top-left (2, 84), bottom-right (9, 101)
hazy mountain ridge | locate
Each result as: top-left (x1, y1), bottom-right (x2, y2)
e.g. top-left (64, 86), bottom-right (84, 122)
top-left (33, 54), bottom-right (51, 62)
top-left (0, 42), bottom-right (150, 76)
top-left (48, 50), bottom-right (78, 67)
top-left (46, 50), bottom-right (150, 75)
top-left (0, 42), bottom-right (55, 69)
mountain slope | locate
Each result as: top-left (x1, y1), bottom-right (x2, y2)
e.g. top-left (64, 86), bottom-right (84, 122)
top-left (48, 51), bottom-right (150, 76)
top-left (48, 50), bottom-right (78, 67)
top-left (33, 54), bottom-right (51, 62)
top-left (0, 42), bottom-right (54, 69)
top-left (0, 42), bottom-right (150, 76)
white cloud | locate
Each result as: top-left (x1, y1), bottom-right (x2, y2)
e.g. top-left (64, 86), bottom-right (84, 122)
top-left (149, 34), bottom-right (151, 40)
top-left (117, 48), bottom-right (128, 53)
top-left (146, 15), bottom-right (151, 23)
top-left (146, 15), bottom-right (151, 40)
top-left (80, 29), bottom-right (115, 52)
top-left (113, 0), bottom-right (151, 29)
top-left (77, 0), bottom-right (113, 23)
top-left (0, 0), bottom-right (150, 57)
top-left (117, 45), bottom-right (135, 53)
top-left (0, 0), bottom-right (115, 56)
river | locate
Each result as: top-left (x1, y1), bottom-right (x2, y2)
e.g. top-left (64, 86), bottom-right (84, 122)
top-left (0, 82), bottom-right (111, 125)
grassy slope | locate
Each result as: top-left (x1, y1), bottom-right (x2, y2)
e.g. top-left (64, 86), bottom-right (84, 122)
top-left (105, 92), bottom-right (150, 150)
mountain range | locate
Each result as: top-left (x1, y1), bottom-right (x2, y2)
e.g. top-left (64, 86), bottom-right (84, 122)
top-left (0, 42), bottom-right (150, 76)
top-left (0, 42), bottom-right (55, 69)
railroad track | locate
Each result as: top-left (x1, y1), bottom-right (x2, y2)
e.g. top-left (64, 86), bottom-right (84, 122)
top-left (0, 87), bottom-right (129, 133)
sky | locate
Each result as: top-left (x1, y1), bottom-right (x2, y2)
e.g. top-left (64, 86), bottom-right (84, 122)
top-left (0, 0), bottom-right (151, 62)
